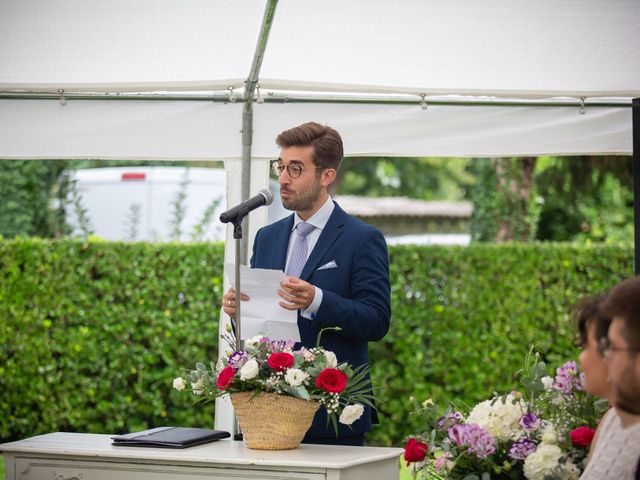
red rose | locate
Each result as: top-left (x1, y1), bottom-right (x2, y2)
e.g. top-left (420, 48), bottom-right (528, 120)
top-left (216, 366), bottom-right (236, 390)
top-left (267, 352), bottom-right (295, 372)
top-left (315, 368), bottom-right (348, 393)
top-left (569, 426), bottom-right (596, 447)
top-left (404, 437), bottom-right (428, 466)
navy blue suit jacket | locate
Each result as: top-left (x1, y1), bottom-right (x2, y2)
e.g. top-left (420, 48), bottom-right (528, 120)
top-left (250, 202), bottom-right (391, 438)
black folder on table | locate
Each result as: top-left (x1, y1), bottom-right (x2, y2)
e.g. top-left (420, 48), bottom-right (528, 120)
top-left (112, 427), bottom-right (230, 448)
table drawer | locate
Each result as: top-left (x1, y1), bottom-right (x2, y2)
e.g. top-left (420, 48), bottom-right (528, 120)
top-left (14, 457), bottom-right (327, 480)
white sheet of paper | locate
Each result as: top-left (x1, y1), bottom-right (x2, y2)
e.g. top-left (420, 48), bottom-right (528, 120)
top-left (225, 263), bottom-right (300, 342)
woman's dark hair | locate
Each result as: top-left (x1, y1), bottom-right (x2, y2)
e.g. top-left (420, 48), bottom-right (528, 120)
top-left (573, 294), bottom-right (611, 348)
top-left (601, 276), bottom-right (640, 349)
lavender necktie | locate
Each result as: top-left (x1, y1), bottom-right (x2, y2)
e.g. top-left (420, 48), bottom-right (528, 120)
top-left (286, 222), bottom-right (316, 278)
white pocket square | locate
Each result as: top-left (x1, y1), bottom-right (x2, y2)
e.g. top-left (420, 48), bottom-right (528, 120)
top-left (317, 260), bottom-right (338, 271)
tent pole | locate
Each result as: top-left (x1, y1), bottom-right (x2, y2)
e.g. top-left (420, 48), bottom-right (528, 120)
top-left (633, 98), bottom-right (640, 275)
top-left (0, 91), bottom-right (630, 109)
top-left (239, 0), bottom-right (278, 264)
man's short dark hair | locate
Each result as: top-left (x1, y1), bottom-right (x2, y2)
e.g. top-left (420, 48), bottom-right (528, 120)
top-left (276, 122), bottom-right (343, 171)
top-left (573, 294), bottom-right (610, 347)
top-left (601, 276), bottom-right (640, 348)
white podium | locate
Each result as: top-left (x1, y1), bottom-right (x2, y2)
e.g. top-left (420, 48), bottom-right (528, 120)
top-left (1, 432), bottom-right (403, 480)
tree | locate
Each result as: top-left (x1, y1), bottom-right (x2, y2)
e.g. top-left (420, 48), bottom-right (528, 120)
top-left (0, 160), bottom-right (70, 238)
top-left (534, 156), bottom-right (633, 242)
top-left (336, 157), bottom-right (474, 201)
top-left (469, 158), bottom-right (540, 242)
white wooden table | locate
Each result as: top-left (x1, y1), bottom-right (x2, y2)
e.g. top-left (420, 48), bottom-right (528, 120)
top-left (1, 432), bottom-right (403, 480)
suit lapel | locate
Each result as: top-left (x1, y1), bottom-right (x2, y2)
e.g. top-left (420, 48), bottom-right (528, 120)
top-left (300, 203), bottom-right (346, 280)
top-left (273, 215), bottom-right (294, 270)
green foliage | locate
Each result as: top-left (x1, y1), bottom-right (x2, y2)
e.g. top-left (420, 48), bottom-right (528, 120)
top-left (124, 202), bottom-right (142, 241)
top-left (338, 157), bottom-right (474, 201)
top-left (535, 156), bottom-right (633, 242)
top-left (0, 239), bottom-right (225, 442)
top-left (0, 241), bottom-right (633, 448)
top-left (0, 160), bottom-right (70, 238)
top-left (68, 176), bottom-right (94, 239)
top-left (190, 196), bottom-right (223, 242)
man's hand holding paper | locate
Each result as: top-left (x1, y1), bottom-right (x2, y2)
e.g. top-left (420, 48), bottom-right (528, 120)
top-left (224, 264), bottom-right (300, 341)
top-left (278, 276), bottom-right (316, 311)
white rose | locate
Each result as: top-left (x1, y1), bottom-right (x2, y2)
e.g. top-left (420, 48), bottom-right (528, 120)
top-left (284, 368), bottom-right (309, 387)
top-left (244, 336), bottom-right (263, 352)
top-left (172, 377), bottom-right (186, 391)
top-left (523, 444), bottom-right (563, 480)
top-left (324, 350), bottom-right (338, 368)
top-left (541, 376), bottom-right (554, 390)
top-left (339, 404), bottom-right (364, 425)
top-left (239, 359), bottom-right (260, 380)
top-left (541, 424), bottom-right (557, 444)
top-left (466, 394), bottom-right (526, 441)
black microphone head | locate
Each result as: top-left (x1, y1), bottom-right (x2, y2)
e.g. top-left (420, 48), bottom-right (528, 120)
top-left (258, 189), bottom-right (274, 206)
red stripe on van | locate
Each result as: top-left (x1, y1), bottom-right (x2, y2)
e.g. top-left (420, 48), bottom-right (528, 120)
top-left (122, 173), bottom-right (146, 181)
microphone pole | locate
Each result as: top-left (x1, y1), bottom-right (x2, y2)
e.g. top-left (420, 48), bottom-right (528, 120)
top-left (232, 217), bottom-right (243, 353)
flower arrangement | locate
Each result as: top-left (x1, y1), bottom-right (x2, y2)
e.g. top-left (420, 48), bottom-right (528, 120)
top-left (173, 327), bottom-right (374, 435)
top-left (403, 350), bottom-right (608, 479)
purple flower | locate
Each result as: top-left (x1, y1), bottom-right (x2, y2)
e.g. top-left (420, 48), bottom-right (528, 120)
top-left (267, 339), bottom-right (296, 352)
top-left (519, 413), bottom-right (540, 431)
top-left (508, 437), bottom-right (537, 460)
top-left (448, 424), bottom-right (496, 459)
top-left (553, 361), bottom-right (581, 395)
top-left (558, 361), bottom-right (578, 376)
top-left (228, 351), bottom-right (248, 369)
top-left (437, 412), bottom-right (464, 430)
top-left (553, 375), bottom-right (574, 394)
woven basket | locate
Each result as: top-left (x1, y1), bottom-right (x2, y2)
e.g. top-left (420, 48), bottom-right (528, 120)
top-left (230, 391), bottom-right (320, 450)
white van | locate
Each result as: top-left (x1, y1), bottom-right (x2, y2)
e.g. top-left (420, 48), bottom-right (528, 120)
top-left (68, 166), bottom-right (287, 242)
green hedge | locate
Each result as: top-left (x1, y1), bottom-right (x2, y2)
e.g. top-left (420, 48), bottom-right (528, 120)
top-left (0, 239), bottom-right (224, 441)
top-left (0, 239), bottom-right (633, 447)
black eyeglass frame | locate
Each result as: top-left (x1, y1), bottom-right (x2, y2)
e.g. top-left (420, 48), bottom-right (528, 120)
top-left (270, 159), bottom-right (325, 179)
top-left (598, 336), bottom-right (640, 358)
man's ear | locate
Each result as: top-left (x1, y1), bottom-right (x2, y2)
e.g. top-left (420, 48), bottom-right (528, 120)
top-left (321, 168), bottom-right (337, 189)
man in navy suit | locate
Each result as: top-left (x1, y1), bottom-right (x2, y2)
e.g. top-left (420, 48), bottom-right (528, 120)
top-left (223, 122), bottom-right (391, 446)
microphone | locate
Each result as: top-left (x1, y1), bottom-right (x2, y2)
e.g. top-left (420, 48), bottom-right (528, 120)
top-left (219, 189), bottom-right (274, 223)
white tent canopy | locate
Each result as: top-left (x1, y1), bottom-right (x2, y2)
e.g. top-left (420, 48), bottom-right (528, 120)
top-left (1, 0), bottom-right (639, 160)
top-left (2, 0), bottom-right (638, 98)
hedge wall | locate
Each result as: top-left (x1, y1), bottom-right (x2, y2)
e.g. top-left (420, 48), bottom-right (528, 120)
top-left (0, 239), bottom-right (633, 447)
top-left (0, 239), bottom-right (225, 442)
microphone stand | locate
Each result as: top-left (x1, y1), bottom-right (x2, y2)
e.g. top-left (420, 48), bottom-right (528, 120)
top-left (231, 215), bottom-right (244, 441)
top-left (232, 217), bottom-right (243, 353)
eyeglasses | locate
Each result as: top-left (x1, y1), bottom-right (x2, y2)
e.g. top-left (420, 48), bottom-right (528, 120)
top-left (598, 336), bottom-right (640, 358)
top-left (271, 160), bottom-right (323, 179)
